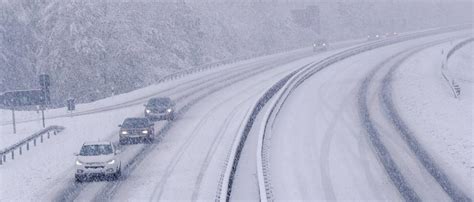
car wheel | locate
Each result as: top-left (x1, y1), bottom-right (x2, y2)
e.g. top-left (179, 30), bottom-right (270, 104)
top-left (146, 136), bottom-right (154, 144)
top-left (167, 112), bottom-right (175, 121)
top-left (114, 167), bottom-right (121, 180)
top-left (75, 175), bottom-right (84, 183)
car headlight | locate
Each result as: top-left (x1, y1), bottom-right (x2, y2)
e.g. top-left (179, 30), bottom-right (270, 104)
top-left (121, 131), bottom-right (128, 135)
top-left (322, 43), bottom-right (326, 46)
top-left (145, 109), bottom-right (151, 113)
top-left (107, 159), bottom-right (115, 164)
top-left (76, 160), bottom-right (83, 165)
top-left (142, 130), bottom-right (148, 134)
top-left (167, 108), bottom-right (172, 113)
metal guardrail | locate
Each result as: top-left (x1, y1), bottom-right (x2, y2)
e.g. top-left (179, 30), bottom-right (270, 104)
top-left (447, 38), bottom-right (474, 59)
top-left (155, 46), bottom-right (305, 84)
top-left (0, 125), bottom-right (65, 165)
top-left (441, 37), bottom-right (473, 98)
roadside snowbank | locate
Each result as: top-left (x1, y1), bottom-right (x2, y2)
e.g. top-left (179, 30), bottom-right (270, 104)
top-left (392, 41), bottom-right (473, 197)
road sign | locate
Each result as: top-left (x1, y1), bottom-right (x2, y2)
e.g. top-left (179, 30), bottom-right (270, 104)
top-left (1, 74), bottom-right (52, 133)
top-left (1, 90), bottom-right (45, 107)
top-left (39, 74), bottom-right (50, 88)
top-left (67, 98), bottom-right (75, 111)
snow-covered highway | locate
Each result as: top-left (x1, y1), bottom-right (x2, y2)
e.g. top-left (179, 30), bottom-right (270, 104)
top-left (1, 27), bottom-right (472, 201)
top-left (229, 30), bottom-right (472, 201)
top-left (1, 36), bottom-right (361, 200)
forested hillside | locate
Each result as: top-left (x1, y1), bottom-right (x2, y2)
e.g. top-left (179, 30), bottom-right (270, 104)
top-left (1, 0), bottom-right (471, 106)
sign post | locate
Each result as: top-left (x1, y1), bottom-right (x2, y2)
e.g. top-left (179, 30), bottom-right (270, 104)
top-left (41, 106), bottom-right (45, 128)
top-left (39, 74), bottom-right (50, 128)
top-left (67, 98), bottom-right (75, 117)
top-left (11, 107), bottom-right (16, 134)
top-left (39, 74), bottom-right (50, 105)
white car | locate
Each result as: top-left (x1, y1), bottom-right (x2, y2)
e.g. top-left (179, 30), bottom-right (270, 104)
top-left (74, 141), bottom-right (122, 182)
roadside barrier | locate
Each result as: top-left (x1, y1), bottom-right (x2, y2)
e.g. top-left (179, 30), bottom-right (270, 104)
top-left (441, 37), bottom-right (473, 98)
top-left (0, 125), bottom-right (65, 165)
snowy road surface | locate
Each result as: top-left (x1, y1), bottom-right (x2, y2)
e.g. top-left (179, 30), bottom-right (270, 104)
top-left (0, 38), bottom-right (360, 200)
top-left (1, 28), bottom-right (472, 201)
top-left (231, 30), bottom-right (472, 201)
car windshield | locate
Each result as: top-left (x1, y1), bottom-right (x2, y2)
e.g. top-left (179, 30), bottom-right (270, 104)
top-left (79, 144), bottom-right (113, 156)
top-left (122, 118), bottom-right (149, 128)
top-left (147, 98), bottom-right (172, 107)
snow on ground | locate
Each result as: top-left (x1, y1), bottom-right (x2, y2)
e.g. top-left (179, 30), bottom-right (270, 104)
top-left (448, 43), bottom-right (473, 88)
top-left (0, 39), bottom-right (363, 150)
top-left (392, 41), bottom-right (473, 197)
top-left (229, 43), bottom-right (374, 200)
top-left (248, 31), bottom-right (470, 200)
top-left (1, 46), bottom-right (308, 201)
top-left (265, 40), bottom-right (407, 201)
top-left (0, 104), bottom-right (143, 201)
top-left (0, 120), bottom-right (45, 149)
top-left (0, 47), bottom-right (309, 149)
top-left (3, 31), bottom-right (466, 201)
top-left (0, 38), bottom-right (362, 201)
top-left (103, 49), bottom-right (341, 201)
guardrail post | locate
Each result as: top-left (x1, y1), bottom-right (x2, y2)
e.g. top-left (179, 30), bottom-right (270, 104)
top-left (2, 155), bottom-right (5, 162)
top-left (0, 156), bottom-right (2, 165)
top-left (47, 132), bottom-right (50, 139)
top-left (27, 142), bottom-right (29, 151)
top-left (41, 134), bottom-right (43, 143)
top-left (34, 138), bottom-right (37, 146)
top-left (11, 150), bottom-right (14, 160)
top-left (19, 146), bottom-right (22, 155)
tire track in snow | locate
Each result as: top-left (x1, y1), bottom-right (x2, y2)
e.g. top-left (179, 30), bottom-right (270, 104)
top-left (358, 37), bottom-right (468, 201)
top-left (55, 51), bottom-right (311, 202)
top-left (87, 49), bottom-right (316, 201)
top-left (150, 57), bottom-right (302, 201)
top-left (54, 60), bottom-right (258, 202)
top-left (358, 49), bottom-right (420, 201)
top-left (313, 61), bottom-right (360, 200)
top-left (224, 28), bottom-right (469, 201)
top-left (149, 89), bottom-right (261, 201)
top-left (380, 44), bottom-right (471, 202)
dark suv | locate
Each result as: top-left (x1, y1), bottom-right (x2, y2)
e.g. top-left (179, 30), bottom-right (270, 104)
top-left (119, 118), bottom-right (154, 144)
top-left (144, 97), bottom-right (176, 121)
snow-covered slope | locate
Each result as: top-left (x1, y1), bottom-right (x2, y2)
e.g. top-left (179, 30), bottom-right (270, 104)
top-left (393, 41), bottom-right (473, 198)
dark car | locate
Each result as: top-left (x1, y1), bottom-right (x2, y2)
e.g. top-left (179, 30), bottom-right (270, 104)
top-left (144, 97), bottom-right (176, 121)
top-left (313, 39), bottom-right (328, 52)
top-left (119, 117), bottom-right (154, 144)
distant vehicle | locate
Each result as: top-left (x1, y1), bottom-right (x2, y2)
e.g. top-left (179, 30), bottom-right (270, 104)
top-left (74, 141), bottom-right (121, 182)
top-left (119, 117), bottom-right (155, 144)
top-left (144, 97), bottom-right (176, 121)
top-left (367, 34), bottom-right (381, 41)
top-left (313, 39), bottom-right (328, 52)
top-left (384, 32), bottom-right (398, 37)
